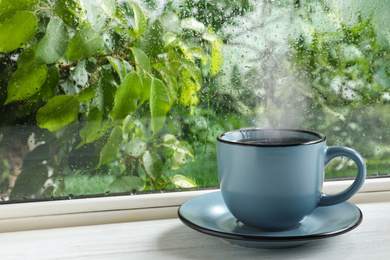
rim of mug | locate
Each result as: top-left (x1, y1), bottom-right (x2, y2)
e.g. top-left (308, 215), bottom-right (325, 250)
top-left (217, 128), bottom-right (326, 147)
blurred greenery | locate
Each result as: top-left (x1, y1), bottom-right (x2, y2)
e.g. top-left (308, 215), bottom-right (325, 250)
top-left (289, 0), bottom-right (390, 177)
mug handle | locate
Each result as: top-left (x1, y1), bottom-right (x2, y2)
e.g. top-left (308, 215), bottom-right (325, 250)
top-left (318, 146), bottom-right (367, 206)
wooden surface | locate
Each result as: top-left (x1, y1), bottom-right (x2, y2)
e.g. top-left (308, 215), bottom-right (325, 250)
top-left (1, 202), bottom-right (389, 260)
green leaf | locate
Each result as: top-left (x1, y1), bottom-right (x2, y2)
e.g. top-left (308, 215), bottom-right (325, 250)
top-left (164, 74), bottom-right (178, 105)
top-left (164, 32), bottom-right (179, 49)
top-left (68, 59), bottom-right (88, 87)
top-left (36, 95), bottom-right (79, 132)
top-left (0, 11), bottom-right (38, 52)
top-left (113, 4), bottom-right (127, 27)
top-left (65, 28), bottom-right (104, 60)
top-left (96, 0), bottom-right (116, 18)
top-left (131, 47), bottom-right (152, 104)
top-left (0, 0), bottom-right (39, 19)
top-left (160, 12), bottom-right (180, 33)
top-left (176, 41), bottom-right (207, 65)
top-left (131, 47), bottom-right (152, 73)
top-left (142, 151), bottom-right (162, 181)
top-left (171, 174), bottom-right (196, 188)
top-left (111, 71), bottom-right (142, 120)
top-left (179, 68), bottom-right (199, 114)
top-left (77, 84), bottom-right (97, 103)
top-left (17, 46), bottom-right (36, 69)
top-left (98, 126), bottom-right (123, 167)
top-left (54, 0), bottom-right (80, 27)
top-left (122, 114), bottom-right (143, 141)
top-left (93, 68), bottom-right (117, 118)
top-left (163, 134), bottom-right (194, 170)
top-left (150, 78), bottom-right (171, 134)
top-left (5, 64), bottom-right (48, 104)
top-left (180, 58), bottom-right (202, 84)
top-left (162, 61), bottom-right (180, 78)
top-left (187, 47), bottom-right (207, 65)
top-left (107, 56), bottom-right (125, 80)
top-left (81, 0), bottom-right (107, 32)
top-left (123, 60), bottom-right (133, 75)
top-left (36, 17), bottom-right (69, 64)
top-left (79, 107), bottom-right (109, 145)
top-left (180, 17), bottom-right (206, 33)
top-left (39, 66), bottom-right (59, 100)
top-left (71, 59), bottom-right (88, 86)
top-left (202, 31), bottom-right (223, 76)
top-left (176, 40), bottom-right (192, 60)
top-left (131, 1), bottom-right (147, 38)
top-left (124, 137), bottom-right (147, 157)
top-left (107, 176), bottom-right (144, 193)
top-left (140, 20), bottom-right (165, 58)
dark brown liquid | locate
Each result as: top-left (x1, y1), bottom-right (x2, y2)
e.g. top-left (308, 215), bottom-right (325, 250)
top-left (238, 137), bottom-right (313, 145)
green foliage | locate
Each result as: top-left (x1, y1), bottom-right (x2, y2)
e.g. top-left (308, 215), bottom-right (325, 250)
top-left (5, 64), bottom-right (48, 104)
top-left (130, 47), bottom-right (152, 104)
top-left (171, 174), bottom-right (196, 188)
top-left (142, 150), bottom-right (163, 181)
top-left (202, 31), bottom-right (223, 76)
top-left (110, 71), bottom-right (142, 120)
top-left (2, 1), bottom-right (387, 201)
top-left (54, 0), bottom-right (80, 27)
top-left (0, 0), bottom-right (39, 20)
top-left (65, 28), bottom-right (104, 60)
top-left (290, 7), bottom-right (390, 107)
top-left (36, 17), bottom-right (68, 64)
top-left (37, 95), bottom-right (80, 131)
top-left (175, 0), bottom-right (253, 30)
top-left (162, 134), bottom-right (194, 170)
top-left (289, 2), bottom-right (390, 174)
top-left (150, 78), bottom-right (171, 134)
top-left (0, 11), bottom-right (38, 52)
top-left (98, 126), bottom-right (123, 167)
top-left (131, 1), bottom-right (147, 38)
top-left (0, 0), bottom-right (225, 200)
top-left (124, 138), bottom-right (146, 157)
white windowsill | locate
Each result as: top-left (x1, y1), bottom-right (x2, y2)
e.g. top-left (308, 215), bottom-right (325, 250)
top-left (1, 179), bottom-right (390, 259)
top-left (0, 177), bottom-right (389, 233)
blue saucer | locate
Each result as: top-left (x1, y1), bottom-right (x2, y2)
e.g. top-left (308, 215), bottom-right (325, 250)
top-left (178, 191), bottom-right (362, 249)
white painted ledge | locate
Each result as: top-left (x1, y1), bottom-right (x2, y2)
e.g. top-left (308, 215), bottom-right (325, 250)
top-left (0, 178), bottom-right (389, 233)
top-left (1, 202), bottom-right (390, 259)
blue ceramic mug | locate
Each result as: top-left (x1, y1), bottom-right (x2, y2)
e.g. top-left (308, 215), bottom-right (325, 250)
top-left (217, 129), bottom-right (366, 231)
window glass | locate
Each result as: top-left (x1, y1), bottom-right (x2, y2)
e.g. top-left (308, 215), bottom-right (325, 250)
top-left (0, 0), bottom-right (388, 202)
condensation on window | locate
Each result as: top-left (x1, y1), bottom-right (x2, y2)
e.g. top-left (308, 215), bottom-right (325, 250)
top-left (0, 0), bottom-right (389, 202)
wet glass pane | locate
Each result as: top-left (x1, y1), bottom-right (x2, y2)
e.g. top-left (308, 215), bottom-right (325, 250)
top-left (0, 0), bottom-right (388, 202)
